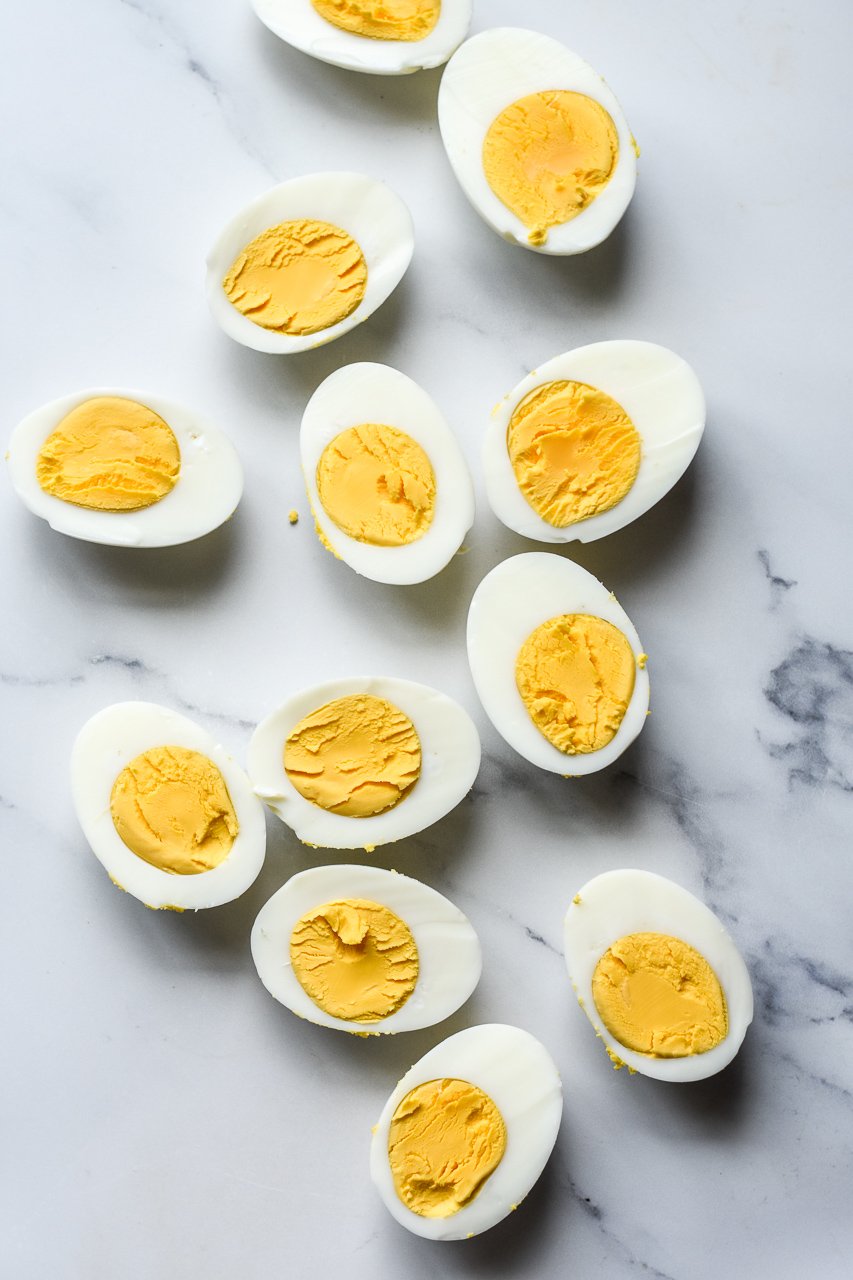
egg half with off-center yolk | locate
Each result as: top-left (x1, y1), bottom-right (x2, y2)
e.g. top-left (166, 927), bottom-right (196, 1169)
top-left (438, 28), bottom-right (637, 254)
top-left (301, 362), bottom-right (474, 584)
top-left (564, 870), bottom-right (754, 1081)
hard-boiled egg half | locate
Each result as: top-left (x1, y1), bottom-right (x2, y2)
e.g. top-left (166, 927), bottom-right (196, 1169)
top-left (485, 341), bottom-right (705, 544)
top-left (7, 389), bottom-right (243, 548)
top-left (253, 0), bottom-right (471, 75)
top-left (302, 363), bottom-right (474, 584)
top-left (467, 553), bottom-right (649, 775)
top-left (564, 870), bottom-right (754, 1082)
top-left (206, 173), bottom-right (413, 354)
top-left (370, 1024), bottom-right (562, 1239)
top-left (252, 864), bottom-right (480, 1034)
top-left (72, 702), bottom-right (267, 910)
top-left (438, 28), bottom-right (636, 254)
top-left (247, 677), bottom-right (480, 849)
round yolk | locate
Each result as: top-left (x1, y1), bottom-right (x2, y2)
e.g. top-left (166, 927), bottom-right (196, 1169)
top-left (388, 1078), bottom-right (507, 1219)
top-left (222, 219), bottom-right (367, 336)
top-left (507, 380), bottom-right (641, 527)
top-left (483, 90), bottom-right (619, 246)
top-left (290, 898), bottom-right (419, 1023)
top-left (592, 933), bottom-right (729, 1057)
top-left (110, 746), bottom-right (239, 875)
top-left (516, 614), bottom-right (636, 755)
top-left (310, 0), bottom-right (440, 42)
top-left (284, 694), bottom-right (421, 817)
top-left (35, 396), bottom-right (180, 512)
top-left (315, 423), bottom-right (436, 547)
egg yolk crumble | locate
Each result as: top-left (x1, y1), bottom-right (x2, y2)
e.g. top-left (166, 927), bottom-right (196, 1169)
top-left (311, 0), bottom-right (440, 41)
top-left (316, 423), bottom-right (436, 546)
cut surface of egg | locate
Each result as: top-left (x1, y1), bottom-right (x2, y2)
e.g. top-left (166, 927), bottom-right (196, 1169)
top-left (206, 173), bottom-right (413, 353)
top-left (438, 28), bottom-right (636, 254)
top-left (253, 0), bottom-right (471, 75)
top-left (302, 363), bottom-right (474, 583)
top-left (467, 553), bottom-right (649, 774)
top-left (564, 870), bottom-right (754, 1081)
top-left (7, 390), bottom-right (243, 547)
top-left (72, 702), bottom-right (267, 910)
top-left (251, 864), bottom-right (481, 1034)
top-left (247, 677), bottom-right (480, 848)
top-left (485, 341), bottom-right (705, 544)
top-left (370, 1023), bottom-right (562, 1239)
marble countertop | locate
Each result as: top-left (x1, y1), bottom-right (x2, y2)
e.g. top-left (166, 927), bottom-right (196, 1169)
top-left (2, 1), bottom-right (852, 1276)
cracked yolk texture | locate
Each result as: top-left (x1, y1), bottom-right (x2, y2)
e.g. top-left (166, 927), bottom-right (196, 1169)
top-left (290, 898), bottom-right (418, 1022)
top-left (35, 396), bottom-right (180, 512)
top-left (483, 90), bottom-right (619, 246)
top-left (593, 933), bottom-right (728, 1057)
top-left (507, 380), bottom-right (640, 527)
top-left (110, 746), bottom-right (239, 875)
top-left (316, 423), bottom-right (436, 546)
top-left (516, 614), bottom-right (636, 754)
top-left (389, 1078), bottom-right (507, 1218)
top-left (310, 0), bottom-right (440, 41)
top-left (222, 219), bottom-right (367, 335)
top-left (284, 694), bottom-right (421, 817)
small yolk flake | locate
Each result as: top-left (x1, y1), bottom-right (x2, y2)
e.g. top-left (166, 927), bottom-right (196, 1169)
top-left (592, 933), bottom-right (728, 1057)
top-left (290, 898), bottom-right (419, 1023)
top-left (388, 1079), bottom-right (507, 1218)
top-left (516, 614), bottom-right (636, 754)
top-left (483, 90), bottom-right (619, 245)
top-left (507, 380), bottom-right (640, 527)
top-left (288, 509), bottom-right (299, 525)
top-left (310, 0), bottom-right (441, 41)
top-left (35, 396), bottom-right (180, 512)
top-left (222, 219), bottom-right (367, 336)
top-left (316, 423), bottom-right (436, 547)
top-left (284, 694), bottom-right (421, 817)
top-left (110, 746), bottom-right (239, 875)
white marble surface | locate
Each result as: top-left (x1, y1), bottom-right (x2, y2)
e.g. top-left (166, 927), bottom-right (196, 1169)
top-left (2, 1), bottom-right (852, 1276)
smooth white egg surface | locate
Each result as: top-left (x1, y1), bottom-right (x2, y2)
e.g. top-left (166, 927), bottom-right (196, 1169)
top-left (564, 870), bottom-right (754, 1082)
top-left (71, 702), bottom-right (267, 911)
top-left (301, 362), bottom-right (475, 584)
top-left (467, 553), bottom-right (650, 774)
top-left (485, 341), bottom-right (706, 543)
top-left (6, 389), bottom-right (243, 548)
top-left (438, 27), bottom-right (636, 254)
top-left (252, 0), bottom-right (471, 76)
top-left (370, 1023), bottom-right (562, 1239)
top-left (251, 864), bottom-right (481, 1034)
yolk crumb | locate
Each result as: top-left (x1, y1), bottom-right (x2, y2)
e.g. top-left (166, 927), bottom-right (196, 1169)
top-left (311, 0), bottom-right (440, 41)
top-left (316, 423), bottom-right (436, 546)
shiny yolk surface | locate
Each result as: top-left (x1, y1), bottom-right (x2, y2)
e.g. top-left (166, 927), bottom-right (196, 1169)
top-left (310, 0), bottom-right (440, 41)
top-left (316, 423), bottom-right (436, 546)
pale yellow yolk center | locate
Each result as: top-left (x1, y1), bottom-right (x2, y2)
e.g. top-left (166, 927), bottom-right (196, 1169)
top-left (316, 423), bottom-right (436, 547)
top-left (507, 380), bottom-right (640, 527)
top-left (310, 0), bottom-right (440, 41)
top-left (35, 396), bottom-right (180, 512)
top-left (516, 613), bottom-right (636, 755)
top-left (290, 898), bottom-right (419, 1023)
top-left (483, 90), bottom-right (619, 246)
top-left (592, 933), bottom-right (729, 1057)
top-left (110, 746), bottom-right (239, 875)
top-left (222, 219), bottom-right (367, 336)
top-left (284, 694), bottom-right (421, 817)
top-left (388, 1078), bottom-right (507, 1219)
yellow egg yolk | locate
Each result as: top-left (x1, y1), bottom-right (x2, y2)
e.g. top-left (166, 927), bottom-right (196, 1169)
top-left (110, 746), bottom-right (239, 875)
top-left (290, 898), bottom-right (419, 1023)
top-left (310, 0), bottom-right (440, 41)
top-left (35, 396), bottom-right (180, 512)
top-left (516, 614), bottom-right (636, 754)
top-left (507, 380), bottom-right (641, 527)
top-left (483, 90), bottom-right (619, 246)
top-left (388, 1078), bottom-right (507, 1219)
top-left (284, 694), bottom-right (421, 817)
top-left (592, 933), bottom-right (729, 1057)
top-left (316, 423), bottom-right (436, 546)
top-left (222, 219), bottom-right (367, 335)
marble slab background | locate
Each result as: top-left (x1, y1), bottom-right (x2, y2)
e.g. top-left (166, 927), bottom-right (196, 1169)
top-left (1, 1), bottom-right (852, 1277)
